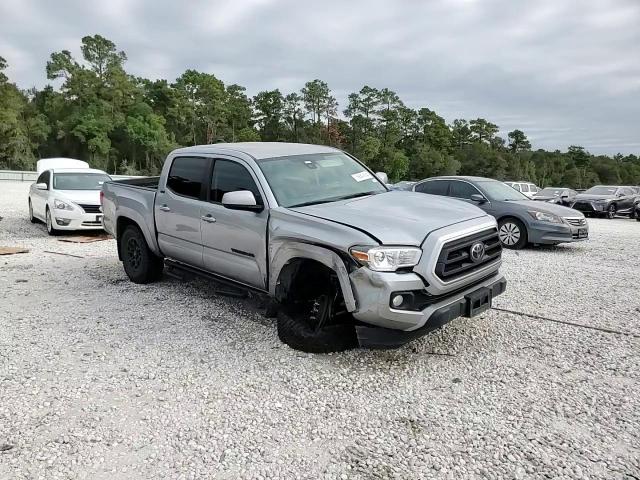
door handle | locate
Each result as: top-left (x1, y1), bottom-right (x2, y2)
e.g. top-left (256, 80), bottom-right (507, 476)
top-left (201, 214), bottom-right (216, 223)
top-left (159, 205), bottom-right (171, 212)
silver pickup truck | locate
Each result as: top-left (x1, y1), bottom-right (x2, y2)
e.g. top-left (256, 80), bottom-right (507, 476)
top-left (102, 143), bottom-right (506, 352)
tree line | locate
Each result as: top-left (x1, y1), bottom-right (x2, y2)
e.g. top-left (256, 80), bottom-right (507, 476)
top-left (1, 34), bottom-right (639, 187)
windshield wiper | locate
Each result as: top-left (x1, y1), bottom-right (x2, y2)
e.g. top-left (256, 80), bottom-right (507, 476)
top-left (289, 191), bottom-right (379, 208)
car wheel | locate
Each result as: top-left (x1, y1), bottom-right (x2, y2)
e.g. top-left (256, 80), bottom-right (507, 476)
top-left (606, 204), bottom-right (616, 219)
top-left (498, 218), bottom-right (527, 249)
top-left (277, 273), bottom-right (357, 353)
top-left (28, 199), bottom-right (38, 223)
top-left (45, 208), bottom-right (60, 236)
top-left (630, 208), bottom-right (636, 219)
top-left (121, 225), bottom-right (164, 284)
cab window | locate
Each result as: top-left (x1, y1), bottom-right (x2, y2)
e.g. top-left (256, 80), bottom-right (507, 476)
top-left (210, 159), bottom-right (262, 204)
top-left (166, 156), bottom-right (209, 199)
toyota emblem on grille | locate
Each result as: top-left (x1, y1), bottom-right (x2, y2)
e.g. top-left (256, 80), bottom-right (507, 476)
top-left (469, 242), bottom-right (485, 263)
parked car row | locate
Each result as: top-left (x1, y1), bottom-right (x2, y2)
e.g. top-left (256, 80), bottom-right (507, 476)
top-left (412, 177), bottom-right (588, 249)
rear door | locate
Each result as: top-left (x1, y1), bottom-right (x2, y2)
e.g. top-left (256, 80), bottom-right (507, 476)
top-left (155, 156), bottom-right (211, 268)
top-left (201, 157), bottom-right (269, 289)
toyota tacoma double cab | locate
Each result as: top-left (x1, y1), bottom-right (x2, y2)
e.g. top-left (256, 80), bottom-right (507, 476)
top-left (102, 143), bottom-right (506, 352)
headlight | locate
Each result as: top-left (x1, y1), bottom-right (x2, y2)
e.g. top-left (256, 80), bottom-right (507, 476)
top-left (527, 210), bottom-right (563, 224)
top-left (350, 246), bottom-right (422, 272)
top-left (53, 199), bottom-right (74, 211)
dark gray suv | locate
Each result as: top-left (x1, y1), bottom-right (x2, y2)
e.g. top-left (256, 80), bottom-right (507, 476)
top-left (413, 176), bottom-right (589, 249)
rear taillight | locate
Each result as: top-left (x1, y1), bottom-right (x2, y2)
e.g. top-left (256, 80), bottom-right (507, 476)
top-left (100, 191), bottom-right (104, 205)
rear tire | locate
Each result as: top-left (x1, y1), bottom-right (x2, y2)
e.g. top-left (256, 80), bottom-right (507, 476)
top-left (121, 225), bottom-right (164, 284)
top-left (498, 218), bottom-right (527, 249)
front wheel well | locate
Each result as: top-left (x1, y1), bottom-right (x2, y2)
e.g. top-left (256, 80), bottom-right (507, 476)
top-left (274, 258), bottom-right (339, 306)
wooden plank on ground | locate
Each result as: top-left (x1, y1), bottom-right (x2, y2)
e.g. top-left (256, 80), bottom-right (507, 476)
top-left (57, 234), bottom-right (112, 243)
top-left (0, 246), bottom-right (30, 255)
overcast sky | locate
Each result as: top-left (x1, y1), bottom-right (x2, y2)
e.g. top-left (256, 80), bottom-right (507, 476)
top-left (1, 0), bottom-right (639, 155)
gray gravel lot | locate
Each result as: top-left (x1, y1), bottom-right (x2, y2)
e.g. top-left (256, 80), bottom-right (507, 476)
top-left (1, 181), bottom-right (639, 479)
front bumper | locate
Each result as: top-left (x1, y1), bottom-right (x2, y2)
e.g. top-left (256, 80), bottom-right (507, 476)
top-left (53, 209), bottom-right (104, 230)
top-left (527, 221), bottom-right (589, 244)
top-left (350, 267), bottom-right (506, 348)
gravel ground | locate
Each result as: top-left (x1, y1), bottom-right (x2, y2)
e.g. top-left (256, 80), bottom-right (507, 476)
top-left (0, 180), bottom-right (638, 480)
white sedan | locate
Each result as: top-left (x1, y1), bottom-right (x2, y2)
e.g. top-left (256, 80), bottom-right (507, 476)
top-left (28, 168), bottom-right (112, 235)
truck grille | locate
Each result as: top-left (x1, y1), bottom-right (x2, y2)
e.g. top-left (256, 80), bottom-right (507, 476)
top-left (564, 217), bottom-right (587, 226)
top-left (79, 204), bottom-right (102, 214)
top-left (435, 228), bottom-right (501, 281)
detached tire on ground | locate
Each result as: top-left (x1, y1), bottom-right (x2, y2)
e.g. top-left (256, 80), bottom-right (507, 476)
top-left (121, 225), bottom-right (164, 284)
top-left (276, 262), bottom-right (357, 353)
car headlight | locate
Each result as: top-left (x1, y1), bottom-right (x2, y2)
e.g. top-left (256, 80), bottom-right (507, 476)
top-left (53, 199), bottom-right (74, 211)
top-left (527, 210), bottom-right (563, 224)
top-left (350, 246), bottom-right (422, 272)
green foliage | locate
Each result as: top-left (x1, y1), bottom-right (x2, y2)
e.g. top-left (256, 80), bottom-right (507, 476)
top-left (0, 35), bottom-right (638, 186)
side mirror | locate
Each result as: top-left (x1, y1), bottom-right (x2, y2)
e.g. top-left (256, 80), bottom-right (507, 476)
top-left (36, 183), bottom-right (47, 190)
top-left (221, 190), bottom-right (263, 212)
top-left (616, 192), bottom-right (624, 198)
top-left (375, 172), bottom-right (389, 185)
top-left (470, 194), bottom-right (487, 203)
top-left (561, 194), bottom-right (569, 199)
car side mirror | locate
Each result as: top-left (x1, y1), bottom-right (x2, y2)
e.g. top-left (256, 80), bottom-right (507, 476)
top-left (470, 194), bottom-right (487, 203)
top-left (36, 183), bottom-right (47, 190)
top-left (221, 190), bottom-right (263, 212)
top-left (561, 194), bottom-right (569, 199)
top-left (375, 172), bottom-right (389, 185)
top-left (616, 192), bottom-right (624, 198)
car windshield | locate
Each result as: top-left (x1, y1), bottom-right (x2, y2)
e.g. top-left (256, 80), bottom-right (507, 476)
top-left (257, 152), bottom-right (387, 208)
top-left (53, 173), bottom-right (111, 190)
top-left (584, 186), bottom-right (618, 195)
top-left (537, 188), bottom-right (565, 197)
top-left (477, 181), bottom-right (529, 201)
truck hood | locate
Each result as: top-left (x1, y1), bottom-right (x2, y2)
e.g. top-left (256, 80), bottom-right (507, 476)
top-left (291, 191), bottom-right (488, 245)
top-left (54, 190), bottom-right (101, 205)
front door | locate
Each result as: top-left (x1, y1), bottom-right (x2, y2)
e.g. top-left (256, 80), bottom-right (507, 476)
top-left (155, 156), bottom-right (211, 268)
top-left (201, 157), bottom-right (268, 289)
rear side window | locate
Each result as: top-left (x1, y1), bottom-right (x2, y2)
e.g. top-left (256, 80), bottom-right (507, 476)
top-left (450, 181), bottom-right (480, 199)
top-left (166, 157), bottom-right (209, 199)
top-left (521, 184), bottom-right (530, 192)
top-left (210, 159), bottom-right (262, 204)
top-left (415, 180), bottom-right (449, 196)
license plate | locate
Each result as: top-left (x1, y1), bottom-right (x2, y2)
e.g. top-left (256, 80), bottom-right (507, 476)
top-left (464, 287), bottom-right (491, 317)
top-left (96, 215), bottom-right (103, 222)
top-left (578, 228), bottom-right (588, 238)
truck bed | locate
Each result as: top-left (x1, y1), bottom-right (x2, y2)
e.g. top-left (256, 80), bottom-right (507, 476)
top-left (110, 176), bottom-right (160, 190)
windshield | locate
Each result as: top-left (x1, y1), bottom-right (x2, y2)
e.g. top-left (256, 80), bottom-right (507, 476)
top-left (584, 186), bottom-right (618, 195)
top-left (53, 173), bottom-right (111, 190)
top-left (257, 152), bottom-right (387, 208)
top-left (537, 188), bottom-right (565, 197)
top-left (477, 181), bottom-right (529, 201)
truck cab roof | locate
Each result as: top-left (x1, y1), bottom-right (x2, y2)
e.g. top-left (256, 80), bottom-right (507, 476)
top-left (171, 142), bottom-right (341, 160)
